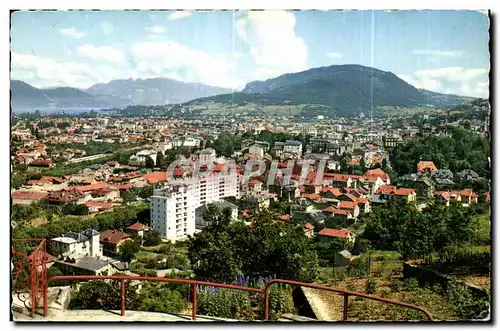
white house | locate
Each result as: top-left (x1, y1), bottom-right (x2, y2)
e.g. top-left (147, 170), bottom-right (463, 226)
top-left (49, 229), bottom-right (102, 259)
top-left (129, 149), bottom-right (158, 166)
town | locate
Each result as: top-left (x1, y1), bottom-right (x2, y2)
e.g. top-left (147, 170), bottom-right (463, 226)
top-left (11, 97), bottom-right (491, 321)
top-left (9, 9), bottom-right (491, 324)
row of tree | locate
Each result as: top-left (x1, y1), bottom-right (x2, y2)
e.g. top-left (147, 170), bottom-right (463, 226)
top-left (391, 126), bottom-right (490, 178)
top-left (361, 199), bottom-right (483, 259)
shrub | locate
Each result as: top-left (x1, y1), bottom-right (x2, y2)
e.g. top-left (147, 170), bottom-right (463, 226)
top-left (446, 280), bottom-right (490, 320)
top-left (403, 278), bottom-right (420, 292)
top-left (365, 278), bottom-right (378, 294)
top-left (196, 287), bottom-right (258, 320)
top-left (139, 283), bottom-right (187, 314)
top-left (136, 269), bottom-right (157, 277)
top-left (267, 285), bottom-right (295, 320)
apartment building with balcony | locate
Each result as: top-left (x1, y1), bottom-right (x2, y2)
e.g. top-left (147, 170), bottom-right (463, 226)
top-left (150, 172), bottom-right (239, 241)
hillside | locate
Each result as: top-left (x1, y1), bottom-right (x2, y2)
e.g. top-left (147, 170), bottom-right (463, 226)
top-left (187, 65), bottom-right (476, 116)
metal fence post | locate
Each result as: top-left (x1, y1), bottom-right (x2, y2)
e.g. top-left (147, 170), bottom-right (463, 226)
top-left (121, 279), bottom-right (125, 316)
top-left (191, 284), bottom-right (197, 321)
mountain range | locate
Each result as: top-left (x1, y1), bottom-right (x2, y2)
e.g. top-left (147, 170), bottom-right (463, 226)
top-left (10, 78), bottom-right (232, 112)
top-left (11, 64), bottom-right (477, 115)
top-left (186, 65), bottom-right (476, 116)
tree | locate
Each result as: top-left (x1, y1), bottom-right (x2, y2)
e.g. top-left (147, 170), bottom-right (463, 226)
top-left (122, 191), bottom-right (137, 203)
top-left (362, 199), bottom-right (477, 260)
top-left (188, 206), bottom-right (319, 283)
top-left (156, 152), bottom-right (165, 169)
top-left (143, 230), bottom-right (162, 247)
top-left (120, 239), bottom-right (140, 262)
top-left (145, 156), bottom-right (155, 169)
top-left (62, 204), bottom-right (89, 216)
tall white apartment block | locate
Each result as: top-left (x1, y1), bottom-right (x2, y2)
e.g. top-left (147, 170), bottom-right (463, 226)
top-left (150, 172), bottom-right (239, 241)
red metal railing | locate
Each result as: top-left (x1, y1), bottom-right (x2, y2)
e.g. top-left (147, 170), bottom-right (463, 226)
top-left (12, 239), bottom-right (48, 317)
top-left (264, 279), bottom-right (433, 321)
top-left (45, 275), bottom-right (264, 320)
top-left (44, 274), bottom-right (433, 321)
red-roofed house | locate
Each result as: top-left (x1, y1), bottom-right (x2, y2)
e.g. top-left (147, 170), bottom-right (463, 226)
top-left (76, 182), bottom-right (109, 193)
top-left (278, 215), bottom-right (291, 221)
top-left (303, 223), bottom-right (314, 238)
top-left (143, 171), bottom-right (168, 184)
top-left (125, 222), bottom-right (149, 237)
top-left (321, 186), bottom-right (342, 200)
top-left (12, 191), bottom-right (49, 205)
top-left (84, 201), bottom-right (114, 213)
top-left (338, 200), bottom-right (360, 218)
top-left (100, 230), bottom-right (131, 253)
top-left (318, 228), bottom-right (355, 244)
top-left (459, 189), bottom-right (479, 205)
top-left (417, 161), bottom-right (438, 174)
top-left (375, 185), bottom-right (417, 203)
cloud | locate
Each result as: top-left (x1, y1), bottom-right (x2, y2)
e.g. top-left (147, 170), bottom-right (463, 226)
top-left (397, 67), bottom-right (489, 97)
top-left (76, 44), bottom-right (126, 64)
top-left (167, 11), bottom-right (191, 20)
top-left (101, 22), bottom-right (114, 36)
top-left (130, 40), bottom-right (244, 89)
top-left (326, 52), bottom-right (343, 59)
top-left (235, 10), bottom-right (308, 80)
top-left (59, 27), bottom-right (85, 39)
top-left (11, 52), bottom-right (106, 88)
top-left (145, 26), bottom-right (165, 34)
top-left (412, 49), bottom-right (465, 57)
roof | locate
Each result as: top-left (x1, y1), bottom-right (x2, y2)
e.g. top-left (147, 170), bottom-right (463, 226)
top-left (365, 168), bottom-right (389, 180)
top-left (321, 186), bottom-right (342, 197)
top-left (248, 178), bottom-right (261, 185)
top-left (51, 237), bottom-right (77, 244)
top-left (211, 200), bottom-right (239, 210)
top-left (119, 183), bottom-right (133, 190)
top-left (76, 182), bottom-right (109, 192)
top-left (304, 223), bottom-right (314, 230)
top-left (459, 189), bottom-right (478, 197)
top-left (339, 201), bottom-right (358, 210)
top-left (319, 228), bottom-right (353, 239)
top-left (48, 188), bottom-right (86, 203)
top-left (300, 193), bottom-right (321, 201)
top-left (278, 215), bottom-right (291, 221)
top-left (143, 171), bottom-right (168, 184)
top-left (12, 191), bottom-right (48, 200)
top-left (64, 231), bottom-right (88, 243)
top-left (84, 201), bottom-right (114, 210)
top-left (376, 185), bottom-right (416, 196)
top-left (417, 161), bottom-right (438, 173)
top-left (100, 230), bottom-right (131, 245)
top-left (76, 256), bottom-right (109, 271)
top-left (126, 222), bottom-right (148, 232)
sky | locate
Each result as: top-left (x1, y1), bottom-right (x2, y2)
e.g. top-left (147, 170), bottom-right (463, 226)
top-left (10, 10), bottom-right (490, 97)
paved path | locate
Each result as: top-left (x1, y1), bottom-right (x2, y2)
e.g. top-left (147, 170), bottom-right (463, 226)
top-left (301, 287), bottom-right (343, 321)
top-left (13, 308), bottom-right (237, 322)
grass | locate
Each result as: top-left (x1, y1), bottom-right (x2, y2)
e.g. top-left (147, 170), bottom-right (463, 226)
top-left (473, 213), bottom-right (491, 245)
top-left (135, 250), bottom-right (160, 260)
top-left (313, 276), bottom-right (459, 321)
